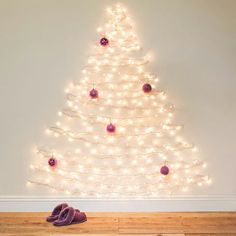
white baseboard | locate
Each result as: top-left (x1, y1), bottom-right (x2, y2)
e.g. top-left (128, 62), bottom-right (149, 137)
top-left (0, 195), bottom-right (236, 212)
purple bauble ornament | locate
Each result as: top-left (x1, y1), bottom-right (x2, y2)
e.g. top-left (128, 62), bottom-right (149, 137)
top-left (160, 165), bottom-right (169, 175)
top-left (100, 37), bottom-right (109, 47)
top-left (142, 83), bottom-right (152, 93)
top-left (106, 123), bottom-right (116, 133)
top-left (48, 157), bottom-right (57, 167)
top-left (89, 88), bottom-right (98, 99)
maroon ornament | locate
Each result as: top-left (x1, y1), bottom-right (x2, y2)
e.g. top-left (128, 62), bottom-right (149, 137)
top-left (142, 83), bottom-right (152, 93)
top-left (89, 88), bottom-right (98, 99)
top-left (48, 157), bottom-right (57, 167)
top-left (160, 165), bottom-right (169, 175)
top-left (106, 123), bottom-right (116, 133)
top-left (100, 37), bottom-right (109, 47)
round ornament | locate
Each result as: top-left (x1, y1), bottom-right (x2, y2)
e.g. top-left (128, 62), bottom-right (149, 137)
top-left (142, 83), bottom-right (152, 93)
top-left (48, 157), bottom-right (57, 167)
top-left (100, 37), bottom-right (109, 47)
top-left (89, 88), bottom-right (98, 99)
top-left (106, 123), bottom-right (116, 133)
top-left (160, 165), bottom-right (169, 175)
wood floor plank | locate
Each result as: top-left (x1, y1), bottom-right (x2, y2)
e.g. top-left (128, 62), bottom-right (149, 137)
top-left (186, 234), bottom-right (236, 236)
top-left (0, 212), bottom-right (236, 235)
top-left (0, 213), bottom-right (118, 235)
top-left (118, 212), bottom-right (236, 234)
top-left (0, 234), bottom-right (186, 236)
top-left (0, 233), bottom-right (234, 236)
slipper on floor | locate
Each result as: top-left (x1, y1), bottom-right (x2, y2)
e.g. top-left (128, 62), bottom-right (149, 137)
top-left (71, 209), bottom-right (87, 225)
top-left (46, 203), bottom-right (68, 222)
top-left (53, 207), bottom-right (87, 226)
top-left (53, 207), bottom-right (76, 226)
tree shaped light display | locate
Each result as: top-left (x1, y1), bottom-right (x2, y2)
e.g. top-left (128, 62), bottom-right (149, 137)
top-left (28, 4), bottom-right (211, 198)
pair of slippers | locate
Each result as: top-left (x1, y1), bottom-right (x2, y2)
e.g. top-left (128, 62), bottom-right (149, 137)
top-left (46, 203), bottom-right (87, 226)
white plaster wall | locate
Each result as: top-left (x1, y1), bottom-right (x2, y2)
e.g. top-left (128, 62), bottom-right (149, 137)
top-left (0, 0), bottom-right (236, 210)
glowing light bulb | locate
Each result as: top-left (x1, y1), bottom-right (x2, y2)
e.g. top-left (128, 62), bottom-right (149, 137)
top-left (206, 178), bottom-right (212, 184)
top-left (202, 163), bottom-right (207, 168)
top-left (45, 129), bottom-right (51, 134)
top-left (91, 149), bottom-right (97, 154)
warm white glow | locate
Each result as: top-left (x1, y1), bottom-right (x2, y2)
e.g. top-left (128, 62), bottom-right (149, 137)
top-left (28, 3), bottom-right (210, 198)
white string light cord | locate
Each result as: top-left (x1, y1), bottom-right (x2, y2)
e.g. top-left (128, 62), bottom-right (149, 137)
top-left (28, 3), bottom-right (211, 197)
top-left (28, 165), bottom-right (209, 197)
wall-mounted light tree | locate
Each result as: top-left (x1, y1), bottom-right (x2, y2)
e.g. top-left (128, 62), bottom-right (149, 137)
top-left (28, 3), bottom-right (211, 198)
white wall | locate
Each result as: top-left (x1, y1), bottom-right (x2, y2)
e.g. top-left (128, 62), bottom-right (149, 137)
top-left (0, 0), bottom-right (236, 211)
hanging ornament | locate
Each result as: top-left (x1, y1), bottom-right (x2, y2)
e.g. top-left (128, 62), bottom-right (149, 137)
top-left (160, 165), bottom-right (169, 175)
top-left (106, 123), bottom-right (116, 133)
top-left (89, 88), bottom-right (98, 99)
top-left (100, 37), bottom-right (109, 47)
top-left (48, 157), bottom-right (57, 167)
top-left (142, 83), bottom-right (152, 93)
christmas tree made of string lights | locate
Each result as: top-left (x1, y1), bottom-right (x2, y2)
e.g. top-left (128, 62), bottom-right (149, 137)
top-left (28, 4), bottom-right (211, 198)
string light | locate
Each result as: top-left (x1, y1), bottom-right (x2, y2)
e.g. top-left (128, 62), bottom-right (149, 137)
top-left (28, 3), bottom-right (210, 198)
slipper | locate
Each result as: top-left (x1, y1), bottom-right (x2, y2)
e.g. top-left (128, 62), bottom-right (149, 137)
top-left (53, 206), bottom-right (76, 226)
top-left (71, 209), bottom-right (87, 225)
top-left (46, 203), bottom-right (68, 222)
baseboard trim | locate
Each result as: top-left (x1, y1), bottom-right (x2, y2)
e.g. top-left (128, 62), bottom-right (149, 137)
top-left (0, 195), bottom-right (236, 212)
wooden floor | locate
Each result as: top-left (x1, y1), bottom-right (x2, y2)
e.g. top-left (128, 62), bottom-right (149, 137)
top-left (0, 212), bottom-right (236, 236)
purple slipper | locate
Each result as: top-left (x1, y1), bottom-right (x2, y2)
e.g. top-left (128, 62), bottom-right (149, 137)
top-left (46, 203), bottom-right (68, 222)
top-left (53, 207), bottom-right (76, 226)
top-left (71, 209), bottom-right (87, 225)
top-left (53, 207), bottom-right (87, 226)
